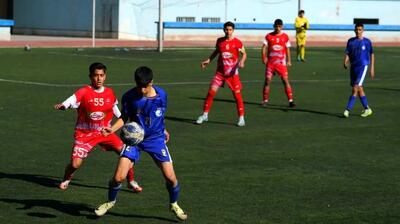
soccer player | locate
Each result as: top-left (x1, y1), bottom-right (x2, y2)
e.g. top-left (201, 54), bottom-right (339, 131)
top-left (343, 23), bottom-right (375, 118)
top-left (94, 66), bottom-right (187, 221)
top-left (196, 21), bottom-right (247, 127)
top-left (54, 62), bottom-right (142, 192)
top-left (261, 19), bottom-right (295, 107)
top-left (294, 10), bottom-right (309, 62)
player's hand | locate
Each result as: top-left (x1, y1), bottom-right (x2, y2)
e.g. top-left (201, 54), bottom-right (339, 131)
top-left (164, 130), bottom-right (170, 143)
top-left (102, 127), bottom-right (113, 136)
top-left (201, 59), bottom-right (210, 69)
top-left (343, 63), bottom-right (348, 69)
top-left (287, 61), bottom-right (292, 67)
top-left (54, 103), bottom-right (66, 110)
top-left (262, 58), bottom-right (268, 65)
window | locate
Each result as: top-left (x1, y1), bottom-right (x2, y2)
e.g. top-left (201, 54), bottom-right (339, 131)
top-left (176, 17), bottom-right (195, 22)
top-left (354, 18), bottom-right (379, 25)
top-left (202, 17), bottom-right (221, 23)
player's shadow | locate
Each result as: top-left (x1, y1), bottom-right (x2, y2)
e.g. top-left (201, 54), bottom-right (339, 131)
top-left (0, 172), bottom-right (131, 192)
top-left (0, 198), bottom-right (178, 222)
top-left (190, 96), bottom-right (342, 118)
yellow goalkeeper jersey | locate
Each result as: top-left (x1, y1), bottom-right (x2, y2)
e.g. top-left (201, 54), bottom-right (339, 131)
top-left (294, 17), bottom-right (309, 35)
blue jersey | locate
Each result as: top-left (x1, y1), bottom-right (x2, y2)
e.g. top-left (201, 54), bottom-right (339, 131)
top-left (121, 85), bottom-right (167, 141)
top-left (345, 37), bottom-right (373, 66)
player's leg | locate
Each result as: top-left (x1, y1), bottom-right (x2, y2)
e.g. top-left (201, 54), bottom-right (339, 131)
top-left (100, 134), bottom-right (142, 192)
top-left (358, 86), bottom-right (372, 117)
top-left (59, 157), bottom-right (84, 190)
top-left (226, 75), bottom-right (245, 126)
top-left (296, 36), bottom-right (301, 61)
top-left (95, 145), bottom-right (139, 216)
top-left (278, 66), bottom-right (295, 107)
top-left (262, 67), bottom-right (274, 106)
top-left (156, 160), bottom-right (187, 221)
top-left (197, 74), bottom-right (223, 124)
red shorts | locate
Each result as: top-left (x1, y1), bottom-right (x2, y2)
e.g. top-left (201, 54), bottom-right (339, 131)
top-left (71, 130), bottom-right (123, 159)
top-left (265, 63), bottom-right (288, 79)
top-left (210, 72), bottom-right (242, 92)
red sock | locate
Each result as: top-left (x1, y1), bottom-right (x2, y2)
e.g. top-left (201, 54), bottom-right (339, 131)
top-left (263, 86), bottom-right (270, 102)
top-left (285, 87), bottom-right (294, 101)
top-left (203, 89), bottom-right (216, 113)
top-left (127, 167), bottom-right (134, 182)
top-left (233, 91), bottom-right (245, 116)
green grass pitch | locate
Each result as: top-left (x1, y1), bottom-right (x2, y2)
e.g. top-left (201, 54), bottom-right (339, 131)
top-left (0, 47), bottom-right (399, 223)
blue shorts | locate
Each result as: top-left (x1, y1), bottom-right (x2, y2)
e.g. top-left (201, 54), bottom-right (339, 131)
top-left (350, 65), bottom-right (368, 87)
top-left (120, 137), bottom-right (172, 163)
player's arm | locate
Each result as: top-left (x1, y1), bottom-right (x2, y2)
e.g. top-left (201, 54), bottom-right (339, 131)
top-left (370, 53), bottom-right (375, 79)
top-left (164, 129), bottom-right (170, 143)
top-left (54, 94), bottom-right (77, 110)
top-left (286, 46), bottom-right (292, 66)
top-left (343, 54), bottom-right (350, 69)
top-left (261, 44), bottom-right (268, 64)
top-left (201, 48), bottom-right (219, 69)
top-left (238, 47), bottom-right (247, 68)
top-left (304, 18), bottom-right (310, 30)
top-left (102, 117), bottom-right (125, 136)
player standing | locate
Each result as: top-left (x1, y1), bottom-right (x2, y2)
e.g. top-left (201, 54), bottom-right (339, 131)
top-left (261, 19), bottom-right (295, 107)
top-left (343, 23), bottom-right (375, 118)
top-left (94, 66), bottom-right (187, 221)
top-left (54, 62), bottom-right (142, 192)
top-left (196, 21), bottom-right (247, 127)
top-left (294, 10), bottom-right (309, 62)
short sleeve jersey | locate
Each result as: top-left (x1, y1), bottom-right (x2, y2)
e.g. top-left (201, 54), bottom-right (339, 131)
top-left (73, 85), bottom-right (117, 132)
top-left (263, 32), bottom-right (291, 65)
top-left (121, 85), bottom-right (167, 140)
top-left (345, 37), bottom-right (373, 66)
top-left (216, 37), bottom-right (243, 76)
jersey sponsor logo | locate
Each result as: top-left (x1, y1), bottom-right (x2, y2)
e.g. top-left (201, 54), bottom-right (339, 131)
top-left (155, 108), bottom-right (163, 117)
top-left (89, 111), bottom-right (105, 120)
top-left (222, 52), bottom-right (233, 58)
top-left (272, 44), bottom-right (283, 51)
top-left (269, 52), bottom-right (283, 57)
top-left (362, 45), bottom-right (366, 50)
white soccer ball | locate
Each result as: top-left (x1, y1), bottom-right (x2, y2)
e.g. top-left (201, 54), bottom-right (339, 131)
top-left (120, 121), bottom-right (144, 146)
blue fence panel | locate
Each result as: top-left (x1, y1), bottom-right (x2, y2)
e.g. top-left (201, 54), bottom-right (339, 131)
top-left (0, 19), bottom-right (15, 27)
top-left (163, 22), bottom-right (400, 31)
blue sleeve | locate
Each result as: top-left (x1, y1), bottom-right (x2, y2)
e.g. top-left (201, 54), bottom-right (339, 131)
top-left (368, 39), bottom-right (373, 54)
top-left (345, 39), bottom-right (351, 55)
top-left (120, 93), bottom-right (129, 122)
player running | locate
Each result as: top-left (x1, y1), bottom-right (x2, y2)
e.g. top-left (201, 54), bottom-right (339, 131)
top-left (343, 23), bottom-right (375, 118)
top-left (54, 62), bottom-right (142, 192)
top-left (196, 21), bottom-right (247, 127)
top-left (94, 66), bottom-right (187, 221)
top-left (261, 19), bottom-right (295, 108)
top-left (294, 10), bottom-right (309, 62)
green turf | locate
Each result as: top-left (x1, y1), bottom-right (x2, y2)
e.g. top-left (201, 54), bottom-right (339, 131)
top-left (0, 47), bottom-right (399, 224)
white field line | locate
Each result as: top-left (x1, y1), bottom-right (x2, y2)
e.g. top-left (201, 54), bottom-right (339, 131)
top-left (1, 77), bottom-right (390, 88)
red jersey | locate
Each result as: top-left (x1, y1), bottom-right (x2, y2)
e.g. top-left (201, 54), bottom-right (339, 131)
top-left (263, 32), bottom-right (291, 66)
top-left (216, 37), bottom-right (243, 76)
top-left (63, 85), bottom-right (119, 132)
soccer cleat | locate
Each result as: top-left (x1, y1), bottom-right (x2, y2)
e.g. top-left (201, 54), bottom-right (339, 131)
top-left (128, 180), bottom-right (143, 193)
top-left (94, 201), bottom-right (115, 217)
top-left (261, 100), bottom-right (268, 107)
top-left (289, 101), bottom-right (296, 108)
top-left (170, 202), bottom-right (188, 221)
top-left (59, 180), bottom-right (70, 190)
top-left (361, 108), bottom-right (373, 117)
top-left (237, 116), bottom-right (245, 127)
top-left (196, 114), bottom-right (208, 124)
top-left (343, 110), bottom-right (350, 118)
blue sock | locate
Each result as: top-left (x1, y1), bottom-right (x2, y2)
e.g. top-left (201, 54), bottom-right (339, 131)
top-left (360, 96), bottom-right (369, 109)
top-left (346, 95), bottom-right (357, 110)
top-left (108, 183), bottom-right (122, 202)
top-left (166, 182), bottom-right (180, 203)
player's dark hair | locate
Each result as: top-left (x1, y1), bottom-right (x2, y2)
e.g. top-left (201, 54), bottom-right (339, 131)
top-left (274, 19), bottom-right (283, 26)
top-left (89, 62), bottom-right (107, 75)
top-left (134, 66), bottom-right (153, 87)
top-left (355, 23), bottom-right (364, 29)
top-left (298, 10), bottom-right (305, 15)
top-left (224, 21), bottom-right (235, 29)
